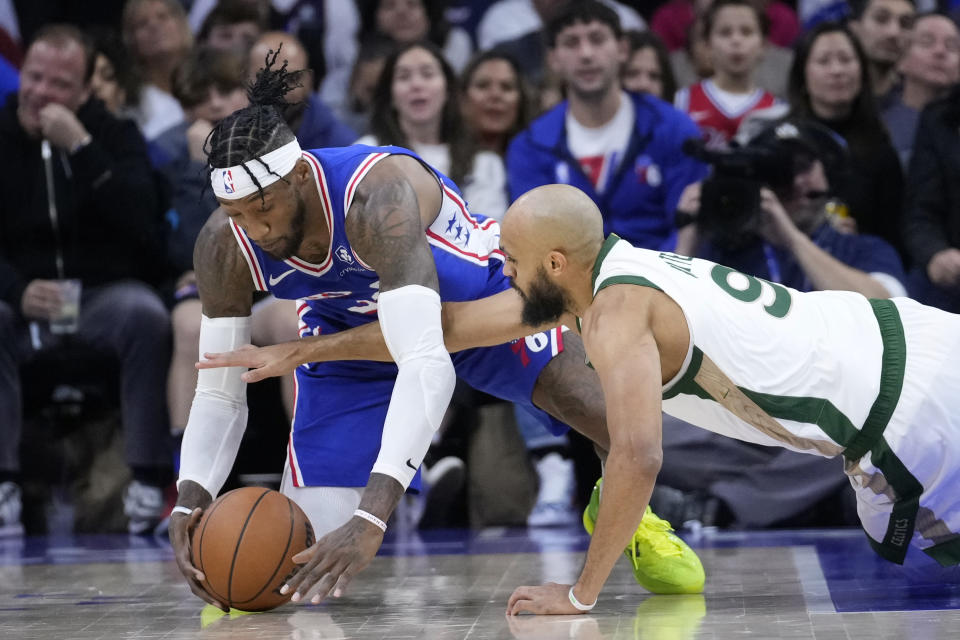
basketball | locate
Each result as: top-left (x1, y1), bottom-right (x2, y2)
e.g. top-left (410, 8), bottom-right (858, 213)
top-left (190, 487), bottom-right (315, 612)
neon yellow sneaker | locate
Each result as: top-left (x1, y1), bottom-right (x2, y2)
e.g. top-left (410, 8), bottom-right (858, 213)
top-left (583, 478), bottom-right (705, 594)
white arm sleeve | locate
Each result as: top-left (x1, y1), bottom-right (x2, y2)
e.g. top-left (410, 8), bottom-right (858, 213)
top-left (177, 315), bottom-right (252, 497)
top-left (371, 285), bottom-right (456, 489)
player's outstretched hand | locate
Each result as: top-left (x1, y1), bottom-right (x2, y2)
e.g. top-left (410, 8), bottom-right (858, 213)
top-left (507, 583), bottom-right (585, 616)
top-left (169, 508), bottom-right (229, 611)
top-left (195, 342), bottom-right (303, 383)
top-left (281, 517), bottom-right (384, 604)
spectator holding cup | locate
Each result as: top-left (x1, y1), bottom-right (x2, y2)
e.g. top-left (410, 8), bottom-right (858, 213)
top-left (0, 25), bottom-right (174, 536)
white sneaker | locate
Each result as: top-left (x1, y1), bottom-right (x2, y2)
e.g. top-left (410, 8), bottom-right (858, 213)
top-left (527, 453), bottom-right (579, 527)
top-left (0, 481), bottom-right (23, 537)
top-left (123, 480), bottom-right (165, 535)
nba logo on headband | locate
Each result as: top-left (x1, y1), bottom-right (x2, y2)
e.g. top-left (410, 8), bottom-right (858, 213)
top-left (222, 170), bottom-right (235, 194)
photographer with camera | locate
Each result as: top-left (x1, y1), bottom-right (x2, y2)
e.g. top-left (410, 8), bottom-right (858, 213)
top-left (679, 119), bottom-right (906, 298)
top-left (651, 119), bottom-right (907, 531)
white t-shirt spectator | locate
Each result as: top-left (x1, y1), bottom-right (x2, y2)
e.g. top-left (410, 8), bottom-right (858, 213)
top-left (355, 135), bottom-right (509, 220)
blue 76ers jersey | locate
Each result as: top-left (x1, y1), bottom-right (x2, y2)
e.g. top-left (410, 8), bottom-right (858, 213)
top-left (231, 145), bottom-right (505, 343)
top-left (230, 145), bottom-right (566, 489)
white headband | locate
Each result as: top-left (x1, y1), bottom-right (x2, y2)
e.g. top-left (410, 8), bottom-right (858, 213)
top-left (211, 139), bottom-right (303, 200)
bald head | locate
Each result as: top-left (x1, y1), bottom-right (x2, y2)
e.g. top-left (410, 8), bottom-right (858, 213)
top-left (504, 184), bottom-right (605, 269)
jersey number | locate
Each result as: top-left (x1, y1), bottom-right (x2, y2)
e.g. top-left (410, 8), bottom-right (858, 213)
top-left (710, 264), bottom-right (792, 318)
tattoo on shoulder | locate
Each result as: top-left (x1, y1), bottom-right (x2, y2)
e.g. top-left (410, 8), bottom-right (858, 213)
top-left (347, 171), bottom-right (438, 292)
top-left (194, 211), bottom-right (254, 317)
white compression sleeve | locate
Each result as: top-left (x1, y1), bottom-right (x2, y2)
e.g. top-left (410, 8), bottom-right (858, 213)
top-left (371, 285), bottom-right (456, 489)
top-left (178, 315), bottom-right (252, 497)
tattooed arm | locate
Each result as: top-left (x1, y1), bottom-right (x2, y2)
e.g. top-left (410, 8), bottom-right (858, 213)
top-left (281, 155), bottom-right (456, 605)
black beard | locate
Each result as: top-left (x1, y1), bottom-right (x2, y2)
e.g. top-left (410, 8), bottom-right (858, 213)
top-left (517, 269), bottom-right (567, 327)
top-left (264, 192), bottom-right (307, 261)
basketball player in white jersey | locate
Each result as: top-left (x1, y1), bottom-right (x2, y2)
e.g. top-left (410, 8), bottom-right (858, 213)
top-left (491, 183), bottom-right (960, 614)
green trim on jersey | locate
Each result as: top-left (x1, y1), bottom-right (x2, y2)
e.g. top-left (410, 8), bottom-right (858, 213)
top-left (923, 536), bottom-right (960, 567)
top-left (597, 275), bottom-right (664, 293)
top-left (591, 234), bottom-right (622, 292)
top-left (663, 347), bottom-right (710, 401)
top-left (661, 297), bottom-right (921, 564)
top-left (843, 300), bottom-right (907, 461)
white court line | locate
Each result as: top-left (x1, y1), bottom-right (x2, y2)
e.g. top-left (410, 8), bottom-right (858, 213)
top-left (792, 545), bottom-right (836, 614)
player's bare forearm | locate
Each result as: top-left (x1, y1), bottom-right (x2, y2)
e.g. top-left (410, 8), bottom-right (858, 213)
top-left (575, 452), bottom-right (660, 602)
top-left (358, 473), bottom-right (406, 523)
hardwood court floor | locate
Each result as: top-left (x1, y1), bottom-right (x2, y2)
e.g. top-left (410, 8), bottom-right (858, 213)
top-left (1, 527), bottom-right (958, 639)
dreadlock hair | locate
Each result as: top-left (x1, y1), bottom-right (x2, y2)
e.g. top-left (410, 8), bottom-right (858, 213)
top-left (205, 46), bottom-right (303, 203)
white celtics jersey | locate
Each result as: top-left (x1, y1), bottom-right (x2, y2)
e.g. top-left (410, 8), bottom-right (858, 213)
top-left (589, 235), bottom-right (906, 459)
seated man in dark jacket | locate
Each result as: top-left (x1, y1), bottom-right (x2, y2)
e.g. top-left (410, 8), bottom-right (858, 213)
top-left (0, 25), bottom-right (172, 536)
top-left (654, 119), bottom-right (906, 530)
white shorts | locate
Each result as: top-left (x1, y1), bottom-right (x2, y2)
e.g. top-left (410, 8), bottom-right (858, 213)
top-left (846, 298), bottom-right (960, 566)
top-left (280, 459), bottom-right (364, 538)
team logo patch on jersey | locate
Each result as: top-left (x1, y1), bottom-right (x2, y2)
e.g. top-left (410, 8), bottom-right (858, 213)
top-left (222, 169), bottom-right (235, 194)
top-left (336, 245), bottom-right (354, 264)
top-left (635, 156), bottom-right (662, 187)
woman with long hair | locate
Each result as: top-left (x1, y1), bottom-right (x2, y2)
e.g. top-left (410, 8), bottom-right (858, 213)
top-left (358, 41), bottom-right (508, 220)
top-left (459, 50), bottom-right (532, 157)
top-left (784, 21), bottom-right (904, 253)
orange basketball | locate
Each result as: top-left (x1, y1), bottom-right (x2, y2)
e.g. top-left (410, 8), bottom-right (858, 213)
top-left (190, 487), bottom-right (315, 612)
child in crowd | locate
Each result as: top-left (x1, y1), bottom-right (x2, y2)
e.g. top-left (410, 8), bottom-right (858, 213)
top-left (675, 0), bottom-right (779, 148)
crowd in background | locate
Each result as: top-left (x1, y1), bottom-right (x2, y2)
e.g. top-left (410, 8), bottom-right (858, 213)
top-left (1, 0), bottom-right (960, 538)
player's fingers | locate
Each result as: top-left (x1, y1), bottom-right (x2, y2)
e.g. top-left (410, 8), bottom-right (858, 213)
top-left (188, 577), bottom-right (228, 611)
top-left (332, 569), bottom-right (354, 598)
top-left (241, 367), bottom-right (270, 383)
top-left (285, 551), bottom-right (333, 599)
top-left (506, 586), bottom-right (532, 614)
top-left (509, 596), bottom-right (537, 616)
top-left (307, 570), bottom-right (340, 604)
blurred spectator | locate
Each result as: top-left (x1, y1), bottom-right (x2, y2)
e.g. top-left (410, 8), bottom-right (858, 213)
top-left (744, 22), bottom-right (905, 255)
top-left (674, 0), bottom-right (780, 148)
top-left (507, 1), bottom-right (706, 251)
top-left (477, 0), bottom-right (644, 52)
top-left (622, 30), bottom-right (677, 102)
top-left (655, 119), bottom-right (904, 531)
top-left (460, 50), bottom-right (532, 156)
top-left (0, 25), bottom-right (172, 536)
top-left (484, 0), bottom-right (567, 97)
top-left (89, 29), bottom-right (142, 119)
top-left (357, 0), bottom-right (473, 73)
top-left (670, 2), bottom-right (794, 98)
top-left (652, 0), bottom-right (799, 51)
top-left (849, 0), bottom-right (917, 102)
top-left (357, 41), bottom-right (508, 220)
top-left (248, 31), bottom-right (357, 150)
top-left (153, 47), bottom-right (248, 274)
top-left (122, 0), bottom-right (193, 141)
top-left (903, 84), bottom-right (960, 312)
top-left (339, 35), bottom-right (395, 137)
top-left (789, 22), bottom-right (905, 255)
top-left (882, 12), bottom-right (960, 169)
top-left (196, 0), bottom-right (268, 53)
top-left (188, 0), bottom-right (361, 118)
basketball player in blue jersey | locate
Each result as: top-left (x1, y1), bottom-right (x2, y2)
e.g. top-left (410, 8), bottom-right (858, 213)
top-left (170, 52), bottom-right (703, 611)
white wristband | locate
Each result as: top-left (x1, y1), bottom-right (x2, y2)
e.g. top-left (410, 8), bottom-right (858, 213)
top-left (171, 505), bottom-right (194, 517)
top-left (353, 509), bottom-right (387, 532)
top-left (568, 586), bottom-right (596, 611)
